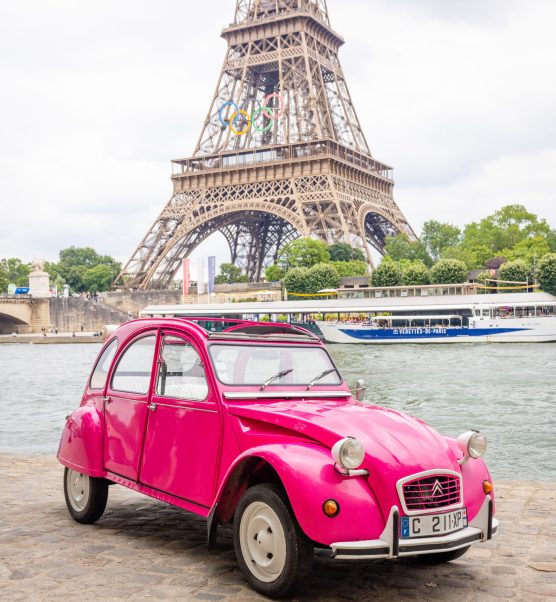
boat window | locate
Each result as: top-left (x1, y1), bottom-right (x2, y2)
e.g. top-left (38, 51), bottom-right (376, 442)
top-left (209, 344), bottom-right (342, 387)
top-left (482, 310), bottom-right (490, 317)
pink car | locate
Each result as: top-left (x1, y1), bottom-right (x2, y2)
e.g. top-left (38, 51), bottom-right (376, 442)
top-left (58, 319), bottom-right (498, 598)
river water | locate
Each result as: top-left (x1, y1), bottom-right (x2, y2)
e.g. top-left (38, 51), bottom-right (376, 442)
top-left (0, 342), bottom-right (554, 481)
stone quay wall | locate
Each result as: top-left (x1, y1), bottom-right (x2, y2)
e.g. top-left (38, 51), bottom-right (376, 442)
top-left (48, 298), bottom-right (129, 333)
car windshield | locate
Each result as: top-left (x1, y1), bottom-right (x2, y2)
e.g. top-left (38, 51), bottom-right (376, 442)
top-left (209, 344), bottom-right (342, 387)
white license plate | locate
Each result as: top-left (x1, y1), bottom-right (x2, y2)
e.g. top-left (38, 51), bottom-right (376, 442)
top-left (401, 508), bottom-right (467, 538)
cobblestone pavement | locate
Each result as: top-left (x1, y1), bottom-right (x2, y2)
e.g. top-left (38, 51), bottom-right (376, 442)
top-left (1, 454), bottom-right (555, 601)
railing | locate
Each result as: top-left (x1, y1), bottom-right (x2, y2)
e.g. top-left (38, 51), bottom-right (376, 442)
top-left (172, 140), bottom-right (393, 180)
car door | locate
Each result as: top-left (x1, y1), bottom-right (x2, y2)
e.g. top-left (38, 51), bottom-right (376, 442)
top-left (139, 330), bottom-right (221, 508)
top-left (104, 332), bottom-right (158, 481)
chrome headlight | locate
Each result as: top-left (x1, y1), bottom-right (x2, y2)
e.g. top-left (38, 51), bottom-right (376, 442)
top-left (331, 437), bottom-right (365, 470)
top-left (457, 430), bottom-right (487, 459)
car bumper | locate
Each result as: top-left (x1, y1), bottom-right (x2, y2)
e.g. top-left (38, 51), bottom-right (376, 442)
top-left (331, 495), bottom-right (497, 560)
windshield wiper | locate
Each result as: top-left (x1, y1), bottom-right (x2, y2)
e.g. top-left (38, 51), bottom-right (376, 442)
top-left (306, 368), bottom-right (337, 390)
top-left (260, 369), bottom-right (294, 391)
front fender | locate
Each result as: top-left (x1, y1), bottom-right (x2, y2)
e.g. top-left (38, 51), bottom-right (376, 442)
top-left (57, 404), bottom-right (104, 477)
top-left (215, 443), bottom-right (385, 546)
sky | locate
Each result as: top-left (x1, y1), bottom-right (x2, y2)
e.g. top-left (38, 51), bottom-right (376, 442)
top-left (1, 0), bottom-right (555, 276)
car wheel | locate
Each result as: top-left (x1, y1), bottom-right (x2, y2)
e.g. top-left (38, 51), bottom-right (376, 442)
top-left (233, 483), bottom-right (313, 598)
top-left (416, 545), bottom-right (471, 564)
top-left (63, 467), bottom-right (108, 524)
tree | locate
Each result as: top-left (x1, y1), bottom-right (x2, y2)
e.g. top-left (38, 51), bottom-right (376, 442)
top-left (485, 256), bottom-right (507, 270)
top-left (401, 261), bottom-right (430, 286)
top-left (332, 260), bottom-right (368, 277)
top-left (384, 234), bottom-right (432, 266)
top-left (278, 238), bottom-right (330, 270)
top-left (538, 253), bottom-right (556, 295)
top-left (371, 256), bottom-right (403, 287)
top-left (82, 265), bottom-right (116, 293)
top-left (0, 258), bottom-right (31, 292)
top-left (264, 265), bottom-right (285, 282)
top-left (547, 230), bottom-right (556, 253)
top-left (504, 236), bottom-right (550, 266)
top-left (307, 263), bottom-right (340, 293)
top-left (430, 259), bottom-right (468, 285)
top-left (422, 221), bottom-right (462, 261)
top-left (283, 267), bottom-right (311, 295)
top-left (441, 244), bottom-right (492, 270)
top-left (329, 242), bottom-right (365, 263)
top-left (497, 259), bottom-right (530, 292)
top-left (214, 263), bottom-right (248, 285)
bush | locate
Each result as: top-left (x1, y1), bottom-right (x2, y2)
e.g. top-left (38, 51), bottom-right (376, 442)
top-left (401, 261), bottom-right (430, 286)
top-left (332, 260), bottom-right (368, 278)
top-left (283, 267), bottom-right (311, 295)
top-left (307, 263), bottom-right (340, 293)
top-left (537, 253), bottom-right (556, 295)
top-left (430, 259), bottom-right (468, 284)
top-left (371, 257), bottom-right (403, 287)
top-left (265, 265), bottom-right (285, 282)
top-left (476, 271), bottom-right (494, 294)
top-left (498, 259), bottom-right (530, 292)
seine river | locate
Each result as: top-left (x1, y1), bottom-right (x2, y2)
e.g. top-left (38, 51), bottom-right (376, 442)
top-left (0, 342), bottom-right (554, 481)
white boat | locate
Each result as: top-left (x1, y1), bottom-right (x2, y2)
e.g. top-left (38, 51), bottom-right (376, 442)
top-left (317, 301), bottom-right (556, 344)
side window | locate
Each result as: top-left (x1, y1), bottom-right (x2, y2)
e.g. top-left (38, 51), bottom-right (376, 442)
top-left (111, 335), bottom-right (157, 394)
top-left (156, 335), bottom-right (208, 401)
top-left (90, 339), bottom-right (118, 390)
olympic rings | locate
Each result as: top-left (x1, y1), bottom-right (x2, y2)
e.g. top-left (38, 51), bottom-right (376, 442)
top-left (229, 110), bottom-right (251, 136)
top-left (218, 93), bottom-right (285, 136)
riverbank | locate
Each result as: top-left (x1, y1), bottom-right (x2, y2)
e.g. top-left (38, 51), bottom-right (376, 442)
top-left (0, 454), bottom-right (554, 601)
top-left (0, 332), bottom-right (102, 344)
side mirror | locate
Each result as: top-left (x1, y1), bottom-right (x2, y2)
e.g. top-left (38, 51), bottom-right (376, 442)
top-left (354, 379), bottom-right (366, 401)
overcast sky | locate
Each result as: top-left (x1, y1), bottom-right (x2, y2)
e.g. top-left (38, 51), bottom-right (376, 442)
top-left (1, 0), bottom-right (555, 274)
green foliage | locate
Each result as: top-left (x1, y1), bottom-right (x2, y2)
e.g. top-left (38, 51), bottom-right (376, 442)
top-left (547, 230), bottom-right (556, 253)
top-left (384, 234), bottom-right (432, 266)
top-left (422, 220), bottom-right (462, 261)
top-left (332, 260), bottom-right (368, 278)
top-left (476, 271), bottom-right (494, 294)
top-left (306, 263), bottom-right (340, 293)
top-left (497, 259), bottom-right (530, 292)
top-left (214, 263), bottom-right (249, 285)
top-left (401, 261), bottom-right (431, 285)
top-left (430, 259), bottom-right (468, 285)
top-left (328, 243), bottom-right (365, 263)
top-left (264, 265), bottom-right (285, 282)
top-left (283, 267), bottom-right (311, 295)
top-left (538, 253), bottom-right (556, 295)
top-left (46, 246), bottom-right (121, 293)
top-left (278, 237), bottom-right (330, 270)
top-left (441, 244), bottom-right (492, 269)
top-left (0, 258), bottom-right (31, 292)
top-left (503, 236), bottom-right (550, 266)
top-left (371, 256), bottom-right (403, 287)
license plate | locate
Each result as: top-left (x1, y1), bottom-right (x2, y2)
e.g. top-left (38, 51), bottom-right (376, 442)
top-left (401, 508), bottom-right (467, 538)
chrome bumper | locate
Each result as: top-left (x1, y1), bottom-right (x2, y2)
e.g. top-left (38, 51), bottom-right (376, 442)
top-left (331, 495), bottom-right (498, 560)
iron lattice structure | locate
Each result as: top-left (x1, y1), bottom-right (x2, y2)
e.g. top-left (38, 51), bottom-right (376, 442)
top-left (117, 0), bottom-right (415, 289)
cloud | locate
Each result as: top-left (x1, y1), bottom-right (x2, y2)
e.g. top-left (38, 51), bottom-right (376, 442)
top-left (0, 0), bottom-right (554, 272)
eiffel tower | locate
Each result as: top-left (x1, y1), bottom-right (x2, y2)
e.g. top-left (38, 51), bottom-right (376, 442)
top-left (117, 0), bottom-right (415, 289)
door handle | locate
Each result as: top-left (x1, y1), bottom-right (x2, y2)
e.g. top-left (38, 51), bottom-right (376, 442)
top-left (147, 403), bottom-right (157, 412)
top-left (103, 396), bottom-right (112, 405)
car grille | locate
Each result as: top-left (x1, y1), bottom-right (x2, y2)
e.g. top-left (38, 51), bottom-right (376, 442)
top-left (402, 474), bottom-right (461, 511)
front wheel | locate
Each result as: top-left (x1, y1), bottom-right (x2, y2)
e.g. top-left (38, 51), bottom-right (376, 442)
top-left (63, 467), bottom-right (108, 524)
top-left (233, 484), bottom-right (313, 598)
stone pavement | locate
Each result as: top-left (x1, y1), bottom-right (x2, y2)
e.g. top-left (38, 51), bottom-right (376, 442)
top-left (0, 454), bottom-right (555, 601)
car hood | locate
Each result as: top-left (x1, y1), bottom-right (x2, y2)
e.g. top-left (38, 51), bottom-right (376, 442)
top-left (228, 398), bottom-right (462, 514)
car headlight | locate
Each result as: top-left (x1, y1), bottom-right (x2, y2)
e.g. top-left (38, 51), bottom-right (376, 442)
top-left (331, 437), bottom-right (365, 470)
top-left (457, 430), bottom-right (487, 459)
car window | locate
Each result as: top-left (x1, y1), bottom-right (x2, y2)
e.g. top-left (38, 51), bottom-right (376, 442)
top-left (111, 335), bottom-right (157, 394)
top-left (156, 334), bottom-right (208, 401)
top-left (90, 339), bottom-right (118, 390)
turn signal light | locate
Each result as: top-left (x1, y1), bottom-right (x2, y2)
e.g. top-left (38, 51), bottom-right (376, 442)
top-left (323, 499), bottom-right (340, 517)
top-left (483, 480), bottom-right (494, 495)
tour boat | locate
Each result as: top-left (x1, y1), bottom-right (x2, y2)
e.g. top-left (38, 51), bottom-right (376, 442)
top-left (317, 301), bottom-right (556, 344)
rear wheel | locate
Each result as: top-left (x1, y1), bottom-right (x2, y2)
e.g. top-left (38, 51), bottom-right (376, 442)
top-left (233, 484), bottom-right (313, 598)
top-left (63, 467), bottom-right (108, 524)
top-left (416, 545), bottom-right (470, 564)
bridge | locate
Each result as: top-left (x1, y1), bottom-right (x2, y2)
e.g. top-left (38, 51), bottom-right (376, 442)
top-left (0, 296), bottom-right (50, 334)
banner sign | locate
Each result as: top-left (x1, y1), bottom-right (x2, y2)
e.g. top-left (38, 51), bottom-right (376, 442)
top-left (197, 257), bottom-right (205, 295)
top-left (208, 256), bottom-right (216, 294)
top-left (182, 259), bottom-right (191, 298)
